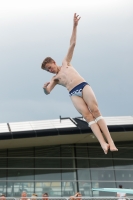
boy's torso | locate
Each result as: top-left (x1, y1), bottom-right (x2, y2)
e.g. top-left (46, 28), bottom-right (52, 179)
top-left (53, 63), bottom-right (85, 91)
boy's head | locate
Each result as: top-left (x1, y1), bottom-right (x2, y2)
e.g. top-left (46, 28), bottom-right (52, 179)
top-left (75, 192), bottom-right (82, 200)
top-left (0, 194), bottom-right (6, 200)
top-left (41, 57), bottom-right (54, 70)
top-left (41, 57), bottom-right (58, 73)
top-left (21, 191), bottom-right (27, 197)
top-left (42, 193), bottom-right (48, 200)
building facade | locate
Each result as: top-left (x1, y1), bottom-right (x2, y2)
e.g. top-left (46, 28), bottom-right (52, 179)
top-left (0, 116), bottom-right (133, 197)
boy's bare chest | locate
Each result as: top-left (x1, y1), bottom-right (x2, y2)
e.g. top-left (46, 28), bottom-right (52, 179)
top-left (54, 67), bottom-right (72, 81)
top-left (54, 67), bottom-right (79, 87)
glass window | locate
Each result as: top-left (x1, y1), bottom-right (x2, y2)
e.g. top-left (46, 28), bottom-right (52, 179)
top-left (62, 170), bottom-right (76, 181)
top-left (61, 181), bottom-right (77, 196)
top-left (35, 158), bottom-right (60, 168)
top-left (90, 159), bottom-right (113, 169)
top-left (8, 158), bottom-right (34, 168)
top-left (0, 181), bottom-right (6, 195)
top-left (7, 181), bottom-right (34, 197)
top-left (61, 145), bottom-right (74, 157)
top-left (88, 147), bottom-right (112, 158)
top-left (35, 181), bottom-right (61, 197)
top-left (8, 169), bottom-right (34, 180)
top-left (91, 169), bottom-right (115, 181)
top-left (35, 169), bottom-right (61, 181)
top-left (8, 147), bottom-right (34, 157)
top-left (0, 158), bottom-right (7, 168)
top-left (1, 144), bottom-right (133, 197)
top-left (60, 146), bottom-right (75, 168)
top-left (114, 159), bottom-right (133, 169)
top-left (0, 150), bottom-right (7, 168)
top-left (0, 170), bottom-right (6, 180)
top-left (78, 181), bottom-right (92, 196)
top-left (77, 169), bottom-right (90, 181)
top-left (35, 146), bottom-right (60, 157)
top-left (0, 150), bottom-right (7, 156)
top-left (115, 169), bottom-right (133, 181)
top-left (76, 159), bottom-right (89, 168)
top-left (113, 148), bottom-right (133, 158)
top-left (76, 146), bottom-right (88, 157)
top-left (92, 181), bottom-right (116, 197)
top-left (61, 158), bottom-right (75, 168)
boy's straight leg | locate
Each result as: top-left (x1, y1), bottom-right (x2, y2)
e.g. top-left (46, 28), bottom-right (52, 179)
top-left (82, 85), bottom-right (118, 151)
top-left (70, 95), bottom-right (110, 154)
top-left (82, 85), bottom-right (101, 117)
top-left (70, 95), bottom-right (95, 121)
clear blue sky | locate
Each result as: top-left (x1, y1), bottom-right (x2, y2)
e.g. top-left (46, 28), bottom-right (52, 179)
top-left (0, 0), bottom-right (133, 123)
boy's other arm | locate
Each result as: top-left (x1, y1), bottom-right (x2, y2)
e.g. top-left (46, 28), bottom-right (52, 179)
top-left (63, 13), bottom-right (81, 65)
top-left (43, 77), bottom-right (58, 95)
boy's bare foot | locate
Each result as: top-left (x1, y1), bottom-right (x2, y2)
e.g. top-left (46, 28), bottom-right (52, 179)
top-left (101, 143), bottom-right (110, 154)
top-left (109, 141), bottom-right (118, 151)
top-left (109, 142), bottom-right (118, 151)
top-left (110, 147), bottom-right (118, 151)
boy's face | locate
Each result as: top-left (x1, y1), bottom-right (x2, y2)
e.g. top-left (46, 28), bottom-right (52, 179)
top-left (77, 194), bottom-right (82, 200)
top-left (21, 192), bottom-right (27, 197)
top-left (42, 194), bottom-right (48, 200)
top-left (0, 196), bottom-right (6, 200)
top-left (45, 61), bottom-right (57, 74)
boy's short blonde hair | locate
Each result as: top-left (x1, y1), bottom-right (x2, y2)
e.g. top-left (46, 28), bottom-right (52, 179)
top-left (41, 57), bottom-right (54, 70)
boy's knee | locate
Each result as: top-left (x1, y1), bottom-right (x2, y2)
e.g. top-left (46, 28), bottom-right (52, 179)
top-left (91, 106), bottom-right (100, 117)
top-left (83, 112), bottom-right (93, 121)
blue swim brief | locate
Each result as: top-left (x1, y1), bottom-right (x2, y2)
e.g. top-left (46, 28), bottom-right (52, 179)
top-left (69, 82), bottom-right (89, 97)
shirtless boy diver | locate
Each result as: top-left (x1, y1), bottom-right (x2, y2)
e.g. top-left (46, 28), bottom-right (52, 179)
top-left (41, 13), bottom-right (118, 154)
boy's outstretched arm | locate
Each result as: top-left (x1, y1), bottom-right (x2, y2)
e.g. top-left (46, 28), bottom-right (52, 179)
top-left (64, 13), bottom-right (81, 65)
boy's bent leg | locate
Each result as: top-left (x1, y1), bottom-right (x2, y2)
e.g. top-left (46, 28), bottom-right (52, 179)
top-left (82, 85), bottom-right (118, 152)
top-left (70, 96), bottom-right (110, 154)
